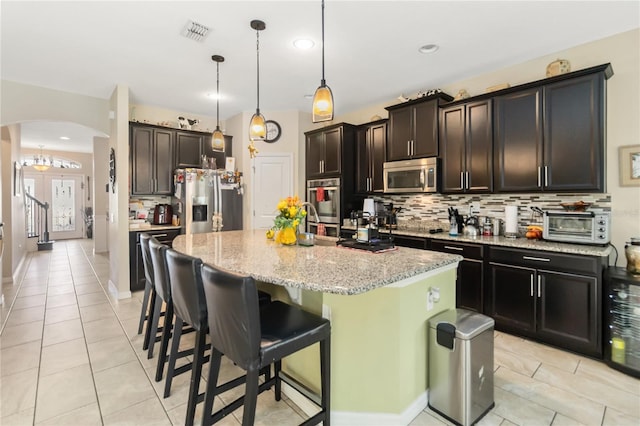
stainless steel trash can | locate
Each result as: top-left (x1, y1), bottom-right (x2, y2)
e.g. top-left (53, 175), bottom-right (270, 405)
top-left (428, 309), bottom-right (495, 426)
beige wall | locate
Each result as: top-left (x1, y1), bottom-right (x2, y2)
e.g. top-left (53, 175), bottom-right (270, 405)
top-left (331, 28), bottom-right (640, 265)
top-left (93, 137), bottom-right (109, 253)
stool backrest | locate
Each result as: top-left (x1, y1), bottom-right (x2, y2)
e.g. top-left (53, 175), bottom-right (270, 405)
top-left (140, 233), bottom-right (154, 287)
top-left (149, 237), bottom-right (171, 302)
top-left (201, 263), bottom-right (261, 370)
top-left (165, 248), bottom-right (207, 331)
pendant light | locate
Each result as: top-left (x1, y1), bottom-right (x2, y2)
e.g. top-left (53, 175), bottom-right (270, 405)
top-left (33, 145), bottom-right (51, 172)
top-left (211, 54), bottom-right (225, 151)
top-left (249, 19), bottom-right (266, 143)
top-left (312, 0), bottom-right (334, 122)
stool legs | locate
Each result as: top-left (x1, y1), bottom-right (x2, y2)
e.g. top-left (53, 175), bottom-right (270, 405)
top-left (137, 280), bottom-right (153, 335)
top-left (147, 292), bottom-right (163, 359)
top-left (164, 316), bottom-right (184, 398)
top-left (320, 338), bottom-right (331, 426)
top-left (185, 328), bottom-right (207, 426)
top-left (142, 289), bottom-right (157, 350)
top-left (155, 303), bottom-right (174, 382)
top-left (241, 368), bottom-right (260, 426)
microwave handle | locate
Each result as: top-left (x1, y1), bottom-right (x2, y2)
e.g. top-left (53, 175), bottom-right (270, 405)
top-left (420, 170), bottom-right (425, 189)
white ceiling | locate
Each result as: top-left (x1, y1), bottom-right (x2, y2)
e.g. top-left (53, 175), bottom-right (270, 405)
top-left (2, 1), bottom-right (638, 154)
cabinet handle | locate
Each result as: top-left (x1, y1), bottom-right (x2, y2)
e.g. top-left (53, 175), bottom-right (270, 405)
top-left (460, 172), bottom-right (465, 189)
top-left (523, 255), bottom-right (550, 262)
top-left (537, 166), bottom-right (542, 188)
top-left (407, 140), bottom-right (411, 157)
top-left (465, 171), bottom-right (470, 190)
top-left (411, 140), bottom-right (415, 156)
top-left (154, 233), bottom-right (168, 238)
top-left (544, 166), bottom-right (549, 187)
top-left (537, 275), bottom-right (541, 298)
top-left (444, 245), bottom-right (464, 251)
top-left (530, 274), bottom-right (534, 297)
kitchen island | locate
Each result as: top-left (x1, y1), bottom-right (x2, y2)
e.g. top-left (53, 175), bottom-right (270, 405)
top-left (172, 230), bottom-right (462, 425)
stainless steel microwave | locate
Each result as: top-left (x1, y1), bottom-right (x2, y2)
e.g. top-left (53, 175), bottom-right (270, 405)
top-left (543, 210), bottom-right (610, 245)
top-left (383, 157), bottom-right (438, 193)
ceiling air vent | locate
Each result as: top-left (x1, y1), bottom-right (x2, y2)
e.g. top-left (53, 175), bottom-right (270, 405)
top-left (181, 20), bottom-right (210, 42)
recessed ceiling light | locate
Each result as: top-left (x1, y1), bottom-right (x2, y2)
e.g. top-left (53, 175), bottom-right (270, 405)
top-left (419, 44), bottom-right (439, 54)
top-left (294, 39), bottom-right (314, 49)
top-left (60, 136), bottom-right (70, 140)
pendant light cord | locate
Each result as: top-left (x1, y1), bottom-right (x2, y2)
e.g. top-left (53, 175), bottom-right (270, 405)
top-left (321, 0), bottom-right (326, 85)
top-left (256, 29), bottom-right (260, 112)
top-left (216, 61), bottom-right (220, 127)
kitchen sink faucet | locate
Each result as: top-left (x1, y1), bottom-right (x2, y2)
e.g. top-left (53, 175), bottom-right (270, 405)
top-left (301, 202), bottom-right (321, 223)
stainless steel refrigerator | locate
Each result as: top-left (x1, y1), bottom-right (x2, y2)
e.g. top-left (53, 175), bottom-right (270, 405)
top-left (174, 168), bottom-right (243, 234)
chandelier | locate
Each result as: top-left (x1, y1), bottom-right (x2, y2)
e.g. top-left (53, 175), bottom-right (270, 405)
top-left (32, 145), bottom-right (53, 172)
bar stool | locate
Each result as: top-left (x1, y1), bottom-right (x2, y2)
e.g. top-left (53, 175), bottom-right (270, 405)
top-left (138, 233), bottom-right (164, 352)
top-left (200, 263), bottom-right (331, 426)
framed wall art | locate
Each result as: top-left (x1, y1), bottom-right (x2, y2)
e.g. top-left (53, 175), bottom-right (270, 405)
top-left (619, 144), bottom-right (640, 187)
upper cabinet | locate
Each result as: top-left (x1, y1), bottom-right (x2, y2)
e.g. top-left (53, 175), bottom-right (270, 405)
top-left (494, 65), bottom-right (610, 193)
top-left (175, 131), bottom-right (204, 168)
top-left (385, 93), bottom-right (453, 161)
top-left (355, 120), bottom-right (387, 194)
top-left (305, 123), bottom-right (356, 179)
top-left (130, 124), bottom-right (174, 195)
top-left (440, 99), bottom-right (493, 193)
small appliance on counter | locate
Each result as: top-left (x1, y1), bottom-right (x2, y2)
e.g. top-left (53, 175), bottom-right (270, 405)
top-left (153, 204), bottom-right (173, 225)
top-left (625, 238), bottom-right (640, 275)
top-left (542, 210), bottom-right (610, 245)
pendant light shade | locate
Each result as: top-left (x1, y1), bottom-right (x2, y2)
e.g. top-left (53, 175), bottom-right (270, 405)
top-left (249, 20), bottom-right (266, 142)
top-left (312, 0), bottom-right (334, 123)
top-left (33, 145), bottom-right (52, 172)
top-left (211, 54), bottom-right (225, 151)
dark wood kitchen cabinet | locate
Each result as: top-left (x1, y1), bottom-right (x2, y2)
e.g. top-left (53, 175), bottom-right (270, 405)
top-left (130, 124), bottom-right (174, 195)
top-left (356, 120), bottom-right (387, 193)
top-left (440, 99), bottom-right (493, 193)
top-left (175, 131), bottom-right (204, 168)
top-left (385, 94), bottom-right (453, 161)
top-left (430, 240), bottom-right (484, 313)
top-left (487, 246), bottom-right (604, 357)
top-left (494, 65), bottom-right (610, 193)
top-left (129, 228), bottom-right (180, 292)
top-left (305, 123), bottom-right (356, 179)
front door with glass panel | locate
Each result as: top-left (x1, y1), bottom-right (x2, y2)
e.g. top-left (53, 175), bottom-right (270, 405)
top-left (24, 173), bottom-right (85, 240)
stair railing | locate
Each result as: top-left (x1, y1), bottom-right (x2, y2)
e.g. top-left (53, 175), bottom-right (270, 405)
top-left (25, 192), bottom-right (50, 244)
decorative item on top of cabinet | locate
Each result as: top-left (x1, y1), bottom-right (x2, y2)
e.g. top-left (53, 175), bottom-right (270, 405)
top-left (385, 92), bottom-right (453, 161)
top-left (546, 58), bottom-right (571, 77)
top-left (355, 119), bottom-right (387, 194)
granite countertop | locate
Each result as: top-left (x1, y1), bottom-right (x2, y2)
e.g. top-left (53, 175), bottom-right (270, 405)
top-left (172, 230), bottom-right (462, 295)
top-left (129, 224), bottom-right (182, 232)
top-left (341, 225), bottom-right (612, 257)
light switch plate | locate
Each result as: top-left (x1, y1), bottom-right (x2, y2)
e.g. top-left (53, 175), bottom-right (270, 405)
top-left (470, 202), bottom-right (480, 215)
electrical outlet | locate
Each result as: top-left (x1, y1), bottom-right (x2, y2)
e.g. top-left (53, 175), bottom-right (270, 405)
top-left (427, 291), bottom-right (434, 311)
top-left (469, 202), bottom-right (480, 215)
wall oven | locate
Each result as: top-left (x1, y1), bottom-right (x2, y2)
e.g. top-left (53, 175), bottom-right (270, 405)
top-left (383, 157), bottom-right (438, 193)
top-left (543, 210), bottom-right (610, 245)
top-left (306, 177), bottom-right (340, 237)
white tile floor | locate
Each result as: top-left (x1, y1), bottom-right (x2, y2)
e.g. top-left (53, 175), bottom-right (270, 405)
top-left (1, 240), bottom-right (639, 425)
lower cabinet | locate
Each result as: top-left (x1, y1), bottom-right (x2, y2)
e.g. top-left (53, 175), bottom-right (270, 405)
top-left (430, 240), bottom-right (484, 313)
top-left (488, 246), bottom-right (603, 358)
top-left (129, 229), bottom-right (180, 292)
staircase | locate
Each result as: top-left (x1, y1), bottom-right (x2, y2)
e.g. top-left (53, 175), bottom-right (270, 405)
top-left (25, 193), bottom-right (54, 251)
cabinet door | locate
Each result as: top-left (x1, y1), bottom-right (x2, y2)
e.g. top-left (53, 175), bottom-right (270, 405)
top-left (488, 263), bottom-right (536, 333)
top-left (154, 129), bottom-right (174, 194)
top-left (387, 107), bottom-right (412, 161)
top-left (412, 101), bottom-right (439, 158)
top-left (355, 127), bottom-right (369, 193)
top-left (306, 132), bottom-right (324, 177)
top-left (131, 126), bottom-right (154, 195)
top-left (440, 105), bottom-right (466, 193)
top-left (369, 122), bottom-right (387, 192)
top-left (323, 127), bottom-right (342, 176)
top-left (494, 88), bottom-right (543, 192)
top-left (537, 270), bottom-right (601, 356)
top-left (543, 74), bottom-right (604, 192)
top-left (175, 132), bottom-right (203, 168)
top-left (458, 259), bottom-right (484, 313)
top-left (466, 100), bottom-right (493, 192)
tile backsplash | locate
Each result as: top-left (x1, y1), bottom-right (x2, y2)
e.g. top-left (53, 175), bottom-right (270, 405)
top-left (372, 192), bottom-right (611, 230)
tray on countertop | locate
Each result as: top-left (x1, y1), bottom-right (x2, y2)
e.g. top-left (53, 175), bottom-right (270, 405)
top-left (336, 237), bottom-right (397, 253)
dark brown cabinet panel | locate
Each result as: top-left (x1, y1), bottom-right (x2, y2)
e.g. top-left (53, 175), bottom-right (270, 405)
top-left (130, 124), bottom-right (174, 195)
top-left (305, 123), bottom-right (356, 179)
top-left (543, 73), bottom-right (604, 191)
top-left (488, 246), bottom-right (603, 357)
top-left (494, 88), bottom-right (543, 192)
top-left (356, 120), bottom-right (387, 193)
top-left (175, 132), bottom-right (204, 168)
top-left (430, 240), bottom-right (485, 313)
top-left (494, 68), bottom-right (607, 193)
top-left (440, 100), bottom-right (492, 193)
top-left (386, 94), bottom-right (451, 161)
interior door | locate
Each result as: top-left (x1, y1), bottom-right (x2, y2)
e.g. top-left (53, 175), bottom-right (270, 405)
top-left (252, 153), bottom-right (293, 229)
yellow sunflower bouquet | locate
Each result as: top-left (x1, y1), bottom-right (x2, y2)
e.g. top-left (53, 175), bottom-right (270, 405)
top-left (271, 196), bottom-right (307, 245)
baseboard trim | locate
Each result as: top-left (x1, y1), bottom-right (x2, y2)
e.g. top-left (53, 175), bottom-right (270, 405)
top-left (281, 382), bottom-right (428, 426)
top-left (107, 279), bottom-right (131, 300)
